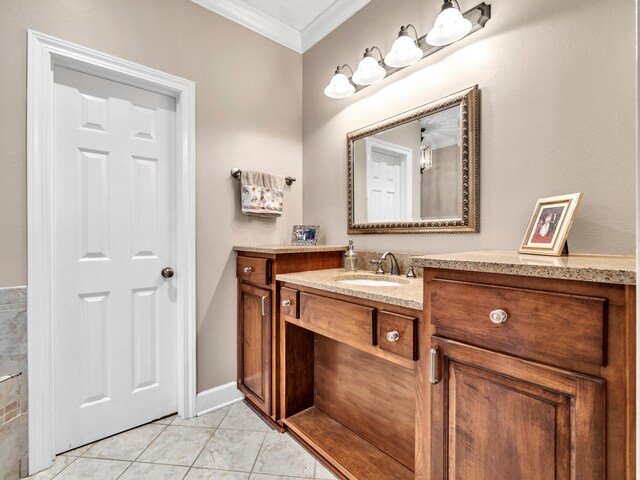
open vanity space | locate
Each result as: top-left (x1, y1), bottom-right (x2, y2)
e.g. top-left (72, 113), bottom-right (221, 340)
top-left (236, 247), bottom-right (636, 480)
top-left (277, 269), bottom-right (422, 480)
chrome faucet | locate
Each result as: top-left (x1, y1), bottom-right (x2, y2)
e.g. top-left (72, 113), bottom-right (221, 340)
top-left (380, 252), bottom-right (400, 276)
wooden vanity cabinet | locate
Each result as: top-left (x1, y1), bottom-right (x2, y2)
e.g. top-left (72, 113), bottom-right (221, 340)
top-left (429, 337), bottom-right (605, 479)
top-left (235, 250), bottom-right (343, 427)
top-left (419, 269), bottom-right (636, 480)
top-left (237, 281), bottom-right (272, 415)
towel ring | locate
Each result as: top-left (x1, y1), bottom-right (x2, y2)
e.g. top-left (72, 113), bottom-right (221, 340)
top-left (230, 168), bottom-right (296, 187)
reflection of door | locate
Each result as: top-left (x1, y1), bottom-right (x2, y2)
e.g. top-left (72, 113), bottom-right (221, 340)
top-left (53, 66), bottom-right (178, 453)
top-left (365, 138), bottom-right (413, 222)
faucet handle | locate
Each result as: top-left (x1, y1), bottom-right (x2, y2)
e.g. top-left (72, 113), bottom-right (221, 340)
top-left (370, 259), bottom-right (385, 274)
top-left (406, 266), bottom-right (417, 278)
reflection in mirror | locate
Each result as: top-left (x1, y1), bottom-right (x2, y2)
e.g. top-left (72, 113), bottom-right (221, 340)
top-left (348, 86), bottom-right (478, 234)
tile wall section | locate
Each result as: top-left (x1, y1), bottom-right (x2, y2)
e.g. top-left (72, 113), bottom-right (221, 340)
top-left (0, 286), bottom-right (28, 479)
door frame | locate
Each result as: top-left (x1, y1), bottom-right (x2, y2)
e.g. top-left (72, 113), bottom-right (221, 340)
top-left (27, 30), bottom-right (197, 474)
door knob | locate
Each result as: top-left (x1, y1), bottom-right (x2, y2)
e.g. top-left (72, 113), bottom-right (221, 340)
top-left (161, 267), bottom-right (175, 279)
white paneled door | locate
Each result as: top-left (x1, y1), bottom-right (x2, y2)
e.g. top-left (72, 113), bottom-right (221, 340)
top-left (367, 149), bottom-right (405, 222)
top-left (52, 66), bottom-right (178, 453)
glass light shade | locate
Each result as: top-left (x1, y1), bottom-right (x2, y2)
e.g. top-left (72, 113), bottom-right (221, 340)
top-left (352, 56), bottom-right (386, 86)
top-left (324, 71), bottom-right (355, 98)
top-left (384, 35), bottom-right (423, 68)
top-left (426, 5), bottom-right (473, 46)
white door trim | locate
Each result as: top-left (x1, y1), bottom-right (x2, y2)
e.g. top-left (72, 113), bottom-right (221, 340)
top-left (27, 30), bottom-right (197, 474)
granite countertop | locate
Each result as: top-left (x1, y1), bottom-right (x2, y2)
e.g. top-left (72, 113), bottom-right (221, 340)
top-left (234, 245), bottom-right (347, 254)
top-left (276, 268), bottom-right (423, 310)
top-left (411, 251), bottom-right (636, 285)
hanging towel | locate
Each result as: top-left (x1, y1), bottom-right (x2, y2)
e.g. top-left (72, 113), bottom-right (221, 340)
top-left (240, 170), bottom-right (285, 217)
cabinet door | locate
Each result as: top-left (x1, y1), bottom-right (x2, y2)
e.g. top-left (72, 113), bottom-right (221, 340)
top-left (429, 336), bottom-right (605, 480)
top-left (238, 282), bottom-right (271, 415)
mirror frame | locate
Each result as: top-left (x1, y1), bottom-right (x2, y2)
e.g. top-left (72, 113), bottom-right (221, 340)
top-left (347, 85), bottom-right (479, 234)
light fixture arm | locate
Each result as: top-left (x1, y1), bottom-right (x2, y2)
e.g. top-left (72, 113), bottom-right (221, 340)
top-left (441, 0), bottom-right (462, 10)
top-left (335, 64), bottom-right (354, 76)
top-left (402, 24), bottom-right (420, 44)
top-left (363, 46), bottom-right (384, 64)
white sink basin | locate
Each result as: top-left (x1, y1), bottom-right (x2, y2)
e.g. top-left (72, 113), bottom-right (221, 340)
top-left (337, 278), bottom-right (403, 287)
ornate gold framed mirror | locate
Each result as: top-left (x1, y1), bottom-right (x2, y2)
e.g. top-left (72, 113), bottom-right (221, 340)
top-left (347, 85), bottom-right (479, 234)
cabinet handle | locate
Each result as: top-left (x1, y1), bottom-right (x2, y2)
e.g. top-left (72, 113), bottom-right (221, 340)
top-left (429, 347), bottom-right (440, 385)
top-left (261, 296), bottom-right (268, 317)
top-left (489, 309), bottom-right (509, 324)
top-left (386, 331), bottom-right (400, 342)
top-left (281, 300), bottom-right (291, 307)
top-left (243, 267), bottom-right (253, 273)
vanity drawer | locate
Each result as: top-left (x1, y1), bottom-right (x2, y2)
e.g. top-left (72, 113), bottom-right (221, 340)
top-left (378, 311), bottom-right (417, 360)
top-left (299, 292), bottom-right (375, 346)
top-left (237, 256), bottom-right (271, 286)
top-left (430, 278), bottom-right (606, 368)
top-left (280, 287), bottom-right (299, 319)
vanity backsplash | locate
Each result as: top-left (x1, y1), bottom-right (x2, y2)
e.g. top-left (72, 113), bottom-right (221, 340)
top-left (357, 251), bottom-right (422, 277)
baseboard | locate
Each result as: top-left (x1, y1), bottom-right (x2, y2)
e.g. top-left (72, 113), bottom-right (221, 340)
top-left (196, 381), bottom-right (244, 416)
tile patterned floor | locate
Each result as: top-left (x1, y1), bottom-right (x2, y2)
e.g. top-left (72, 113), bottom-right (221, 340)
top-left (27, 401), bottom-right (338, 480)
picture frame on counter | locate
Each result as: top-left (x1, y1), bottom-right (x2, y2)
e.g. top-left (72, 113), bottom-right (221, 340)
top-left (291, 225), bottom-right (319, 245)
top-left (519, 193), bottom-right (583, 256)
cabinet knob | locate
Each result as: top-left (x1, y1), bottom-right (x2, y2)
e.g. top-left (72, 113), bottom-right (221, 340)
top-left (489, 309), bottom-right (509, 324)
top-left (281, 300), bottom-right (291, 307)
top-left (243, 267), bottom-right (253, 273)
top-left (386, 331), bottom-right (400, 342)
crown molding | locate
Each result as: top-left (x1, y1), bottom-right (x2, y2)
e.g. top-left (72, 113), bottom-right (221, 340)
top-left (191, 0), bottom-right (302, 52)
top-left (301, 0), bottom-right (371, 52)
top-left (191, 0), bottom-right (370, 54)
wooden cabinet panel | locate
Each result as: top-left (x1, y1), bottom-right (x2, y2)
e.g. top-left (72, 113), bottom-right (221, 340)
top-left (429, 336), bottom-right (605, 480)
top-left (430, 278), bottom-right (606, 369)
top-left (236, 256), bottom-right (271, 286)
top-left (299, 292), bottom-right (375, 346)
top-left (377, 311), bottom-right (417, 360)
top-left (314, 335), bottom-right (415, 471)
top-left (238, 282), bottom-right (271, 414)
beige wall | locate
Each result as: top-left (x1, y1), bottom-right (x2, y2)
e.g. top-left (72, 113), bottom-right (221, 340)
top-left (421, 144), bottom-right (461, 219)
top-left (0, 0), bottom-right (303, 391)
top-left (303, 0), bottom-right (636, 254)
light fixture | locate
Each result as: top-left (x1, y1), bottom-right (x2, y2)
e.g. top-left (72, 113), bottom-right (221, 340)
top-left (352, 47), bottom-right (387, 86)
top-left (426, 0), bottom-right (473, 46)
top-left (323, 2), bottom-right (491, 99)
top-left (420, 145), bottom-right (433, 174)
top-left (385, 25), bottom-right (423, 68)
top-left (324, 65), bottom-right (355, 99)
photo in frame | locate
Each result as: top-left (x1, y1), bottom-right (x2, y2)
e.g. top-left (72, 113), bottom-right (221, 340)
top-left (291, 225), bottom-right (319, 246)
top-left (519, 193), bottom-right (583, 256)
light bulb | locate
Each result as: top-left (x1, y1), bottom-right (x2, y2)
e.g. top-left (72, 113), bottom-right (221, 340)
top-left (426, 3), bottom-right (472, 47)
top-left (324, 70), bottom-right (355, 99)
top-left (352, 55), bottom-right (386, 86)
top-left (385, 34), bottom-right (423, 68)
